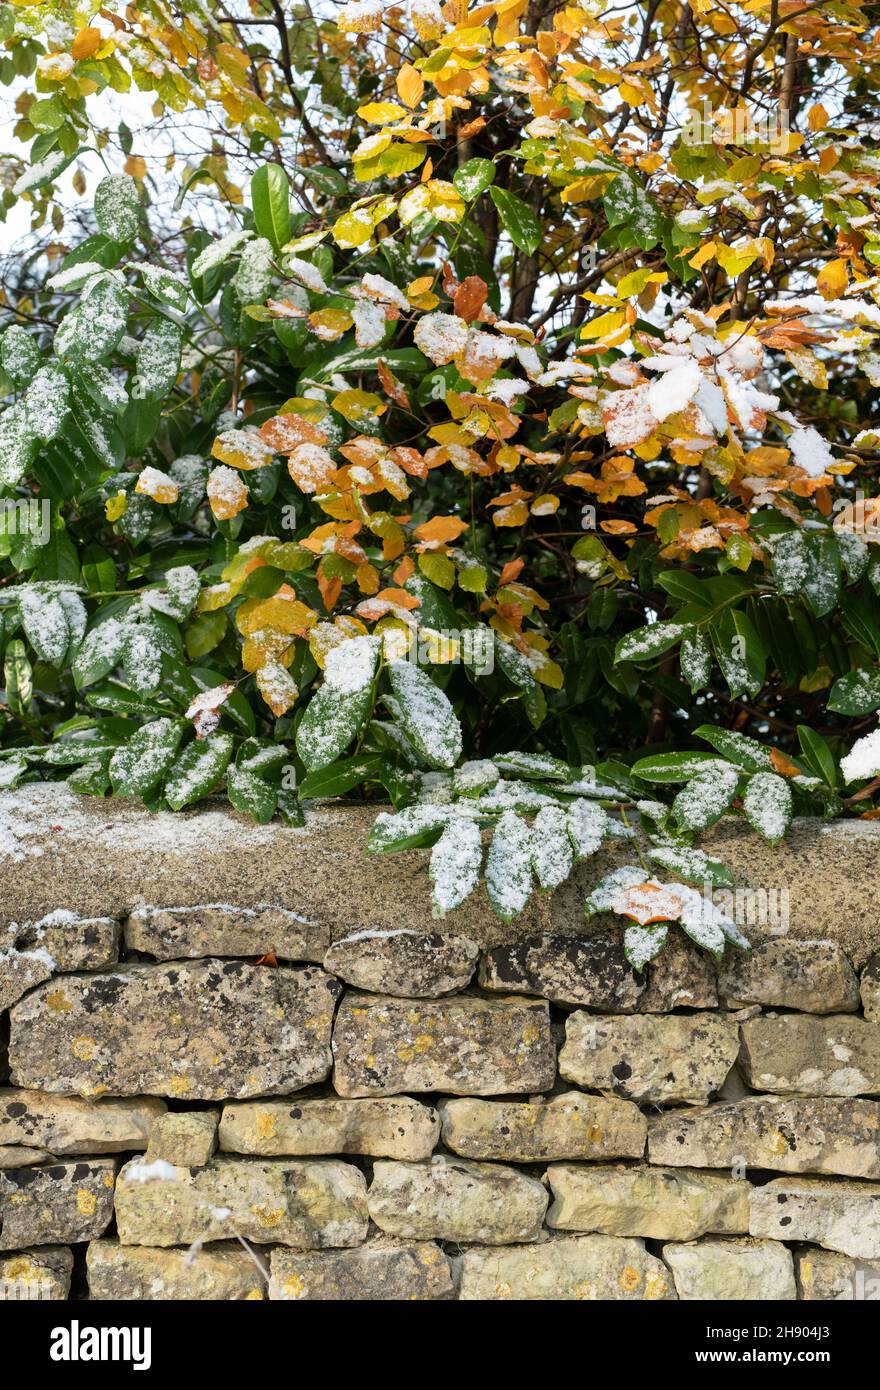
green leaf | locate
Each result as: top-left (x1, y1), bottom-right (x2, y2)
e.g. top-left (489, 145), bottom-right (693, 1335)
top-left (94, 174), bottom-right (139, 243)
top-left (453, 158), bottom-right (495, 201)
top-left (226, 761), bottom-right (277, 822)
top-left (485, 810), bottom-right (533, 921)
top-left (489, 187), bottom-right (541, 255)
top-left (680, 627), bottom-right (712, 691)
top-left (742, 770), bottom-right (792, 844)
top-left (796, 724), bottom-right (838, 787)
top-left (368, 804), bottom-right (450, 852)
top-left (298, 753), bottom-right (386, 798)
top-left (251, 163), bottom-right (291, 253)
top-left (827, 668), bottom-right (880, 715)
top-left (386, 661), bottom-right (462, 770)
top-left (185, 611), bottom-right (227, 661)
top-left (615, 621), bottom-right (685, 664)
top-left (694, 724), bottom-right (774, 773)
top-left (632, 751), bottom-right (728, 783)
top-left (646, 844), bottom-right (735, 888)
top-left (109, 718), bottom-right (182, 797)
top-left (603, 173), bottom-right (663, 248)
top-left (73, 617), bottom-right (125, 689)
top-left (164, 732), bottom-right (234, 810)
top-left (712, 609), bottom-right (765, 699)
top-left (494, 750), bottom-right (569, 781)
top-left (672, 764), bottom-right (739, 832)
top-left (296, 681), bottom-right (373, 771)
top-left (3, 638), bottom-right (32, 715)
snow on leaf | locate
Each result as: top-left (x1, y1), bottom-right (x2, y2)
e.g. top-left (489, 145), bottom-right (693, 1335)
top-left (191, 228), bottom-right (252, 279)
top-left (386, 660), bottom-right (462, 770)
top-left (135, 465), bottom-right (179, 503)
top-left (452, 759), bottom-right (500, 797)
top-left (94, 173), bottom-right (140, 243)
top-left (256, 660), bottom-right (298, 717)
top-left (673, 764), bottom-right (739, 832)
top-left (134, 318), bottom-right (182, 400)
top-left (296, 679), bottom-right (373, 771)
top-left (18, 586), bottom-right (84, 666)
top-left (674, 883), bottom-right (728, 957)
top-left (185, 683), bottom-right (235, 739)
top-left (232, 236), bottom-right (274, 306)
top-left (743, 770), bottom-right (792, 844)
top-left (413, 312), bottom-right (468, 365)
top-left (430, 814), bottom-right (483, 915)
top-left (493, 750), bottom-right (569, 780)
top-left (324, 634), bottom-right (380, 694)
top-left (584, 865), bottom-right (653, 916)
top-left (121, 622), bottom-right (163, 694)
top-left (72, 617), bottom-right (125, 688)
top-left (646, 843), bottom-right (735, 888)
top-left (109, 718), bottom-right (182, 797)
top-left (623, 923), bottom-right (668, 971)
top-left (368, 802), bottom-right (451, 852)
top-left (531, 804), bottom-right (574, 890)
top-left (567, 799), bottom-right (610, 859)
top-left (164, 733), bottom-right (234, 810)
top-left (841, 727), bottom-right (880, 783)
top-left (789, 426), bottom-right (835, 478)
top-left (611, 879), bottom-right (684, 925)
top-left (485, 810), bottom-right (533, 921)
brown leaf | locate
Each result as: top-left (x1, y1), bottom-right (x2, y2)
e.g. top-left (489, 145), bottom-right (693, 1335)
top-left (255, 950), bottom-right (278, 967)
top-left (453, 275), bottom-right (488, 323)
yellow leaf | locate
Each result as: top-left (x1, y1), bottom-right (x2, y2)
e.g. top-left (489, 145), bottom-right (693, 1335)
top-left (580, 309), bottom-right (626, 340)
top-left (808, 103), bottom-right (829, 132)
top-left (616, 268), bottom-right (667, 298)
top-left (818, 257), bottom-right (848, 300)
top-left (105, 491), bottom-right (127, 522)
top-left (256, 659), bottom-right (298, 716)
top-left (356, 101), bottom-right (408, 124)
top-left (331, 389), bottom-right (386, 425)
top-left (135, 466), bottom-right (179, 504)
top-left (309, 307), bottom-right (353, 341)
top-left (71, 28), bottom-right (102, 61)
top-left (492, 500), bottom-right (530, 527)
top-left (212, 430), bottom-right (274, 470)
top-left (397, 63), bottom-right (425, 108)
top-left (688, 241), bottom-right (717, 270)
top-left (124, 155), bottom-right (147, 180)
top-left (207, 465), bottom-right (248, 520)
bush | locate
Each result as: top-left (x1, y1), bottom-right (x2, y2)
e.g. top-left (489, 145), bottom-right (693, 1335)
top-left (0, 1), bottom-right (878, 950)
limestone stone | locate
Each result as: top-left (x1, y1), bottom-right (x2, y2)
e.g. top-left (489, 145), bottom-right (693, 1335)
top-left (719, 939), bottom-right (859, 1013)
top-left (269, 1238), bottom-right (453, 1300)
top-left (749, 1177), bottom-right (880, 1259)
top-left (332, 992), bottom-right (555, 1098)
top-left (438, 1093), bottom-right (646, 1163)
top-left (559, 1011), bottom-right (739, 1104)
top-left (87, 1239), bottom-right (266, 1300)
top-left (663, 1237), bottom-right (796, 1300)
top-left (144, 1110), bottom-right (218, 1167)
top-left (324, 930), bottom-right (478, 997)
top-left (0, 1089), bottom-right (165, 1154)
top-left (367, 1156), bottom-right (548, 1244)
top-left (795, 1247), bottom-right (880, 1300)
top-left (0, 1145), bottom-right (54, 1168)
top-left (114, 1155), bottom-right (368, 1248)
top-left (639, 934), bottom-right (718, 1011)
top-left (546, 1164), bottom-right (749, 1241)
top-left (0, 1158), bottom-right (117, 1249)
top-left (0, 913), bottom-right (119, 1009)
top-left (860, 953), bottom-right (880, 1023)
top-left (454, 1233), bottom-right (675, 1301)
top-left (125, 904), bottom-right (328, 963)
top-left (8, 960), bottom-right (341, 1101)
top-left (478, 934), bottom-right (644, 1010)
top-left (740, 1014), bottom-right (880, 1096)
top-left (649, 1096), bottom-right (880, 1178)
top-left (219, 1096), bottom-right (438, 1160)
top-left (0, 1246), bottom-right (73, 1300)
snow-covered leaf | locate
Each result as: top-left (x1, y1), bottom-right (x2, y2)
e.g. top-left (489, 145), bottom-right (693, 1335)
top-left (531, 805), bottom-right (574, 890)
top-left (164, 733), bottom-right (234, 810)
top-left (94, 174), bottom-right (140, 243)
top-left (109, 718), bottom-right (182, 797)
top-left (485, 810), bottom-right (533, 921)
top-left (623, 923), bottom-right (668, 970)
top-left (430, 815), bottom-right (483, 914)
top-left (742, 770), bottom-right (792, 844)
top-left (386, 660), bottom-right (462, 770)
top-left (646, 843), bottom-right (735, 888)
top-left (296, 680), bottom-right (373, 771)
top-left (368, 803), bottom-right (451, 852)
top-left (567, 799), bottom-right (610, 859)
top-left (493, 750), bottom-right (569, 781)
top-left (673, 764), bottom-right (739, 831)
top-left (583, 865), bottom-right (646, 917)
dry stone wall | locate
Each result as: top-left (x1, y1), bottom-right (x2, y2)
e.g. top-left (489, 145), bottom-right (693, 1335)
top-left (2, 788), bottom-right (880, 1301)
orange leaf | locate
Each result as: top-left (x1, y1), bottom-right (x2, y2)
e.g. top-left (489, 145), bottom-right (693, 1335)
top-left (414, 515), bottom-right (469, 544)
top-left (255, 949), bottom-right (279, 967)
top-left (770, 747), bottom-right (802, 778)
top-left (397, 62), bottom-right (425, 108)
top-left (72, 27), bottom-right (102, 60)
top-left (610, 882), bottom-right (684, 925)
top-left (817, 257), bottom-right (848, 300)
top-left (260, 413), bottom-right (327, 452)
top-left (498, 557), bottom-right (525, 586)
